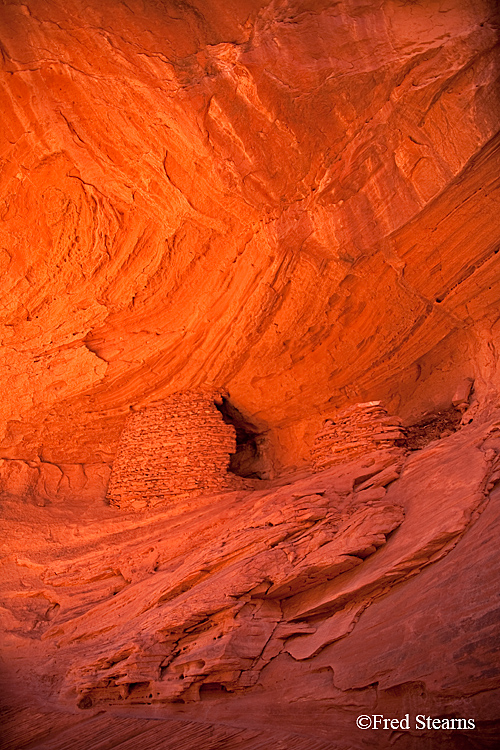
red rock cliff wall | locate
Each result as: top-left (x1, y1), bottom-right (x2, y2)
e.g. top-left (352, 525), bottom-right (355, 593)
top-left (0, 0), bottom-right (499, 475)
top-left (1, 3), bottom-right (500, 747)
top-left (2, 403), bottom-right (500, 748)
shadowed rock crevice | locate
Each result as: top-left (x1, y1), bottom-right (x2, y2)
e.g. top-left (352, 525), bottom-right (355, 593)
top-left (215, 396), bottom-right (270, 479)
top-left (398, 406), bottom-right (464, 452)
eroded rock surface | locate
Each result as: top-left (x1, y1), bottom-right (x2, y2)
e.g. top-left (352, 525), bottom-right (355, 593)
top-left (2, 410), bottom-right (500, 748)
top-left (1, 0), bottom-right (500, 748)
top-left (0, 0), bottom-right (499, 475)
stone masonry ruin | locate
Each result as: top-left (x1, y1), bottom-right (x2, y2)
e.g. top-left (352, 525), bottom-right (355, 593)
top-left (311, 401), bottom-right (406, 472)
top-left (106, 391), bottom-right (237, 510)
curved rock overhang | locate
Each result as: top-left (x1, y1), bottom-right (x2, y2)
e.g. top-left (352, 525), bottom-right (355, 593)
top-left (0, 0), bottom-right (498, 478)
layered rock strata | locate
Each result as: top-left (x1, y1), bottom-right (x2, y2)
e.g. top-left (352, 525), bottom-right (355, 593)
top-left (106, 392), bottom-right (236, 510)
top-left (0, 0), bottom-right (500, 747)
top-left (0, 0), bottom-right (499, 469)
top-left (2, 407), bottom-right (500, 749)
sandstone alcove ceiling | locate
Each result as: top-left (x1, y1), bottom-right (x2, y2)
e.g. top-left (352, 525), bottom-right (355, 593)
top-left (0, 0), bottom-right (499, 478)
top-left (1, 0), bottom-right (500, 748)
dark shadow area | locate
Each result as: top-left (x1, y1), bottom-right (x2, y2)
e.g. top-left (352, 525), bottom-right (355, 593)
top-left (215, 397), bottom-right (270, 479)
top-left (397, 406), bottom-right (463, 451)
top-left (200, 682), bottom-right (229, 694)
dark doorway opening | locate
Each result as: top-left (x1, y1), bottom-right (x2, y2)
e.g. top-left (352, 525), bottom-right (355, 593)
top-left (215, 397), bottom-right (270, 479)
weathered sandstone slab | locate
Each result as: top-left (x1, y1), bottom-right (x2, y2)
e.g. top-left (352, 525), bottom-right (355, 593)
top-left (1, 411), bottom-right (499, 747)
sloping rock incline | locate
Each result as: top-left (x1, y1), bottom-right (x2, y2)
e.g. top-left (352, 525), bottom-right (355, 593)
top-left (2, 413), bottom-right (500, 748)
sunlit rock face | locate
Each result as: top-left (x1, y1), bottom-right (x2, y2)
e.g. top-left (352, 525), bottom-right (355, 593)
top-left (1, 0), bottom-right (500, 748)
top-left (1, 0), bottom-right (499, 477)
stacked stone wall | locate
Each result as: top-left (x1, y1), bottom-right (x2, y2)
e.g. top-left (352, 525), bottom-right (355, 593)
top-left (106, 391), bottom-right (236, 510)
top-left (311, 401), bottom-right (405, 472)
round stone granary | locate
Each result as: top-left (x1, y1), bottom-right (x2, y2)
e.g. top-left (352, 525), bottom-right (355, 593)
top-left (106, 391), bottom-right (236, 510)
